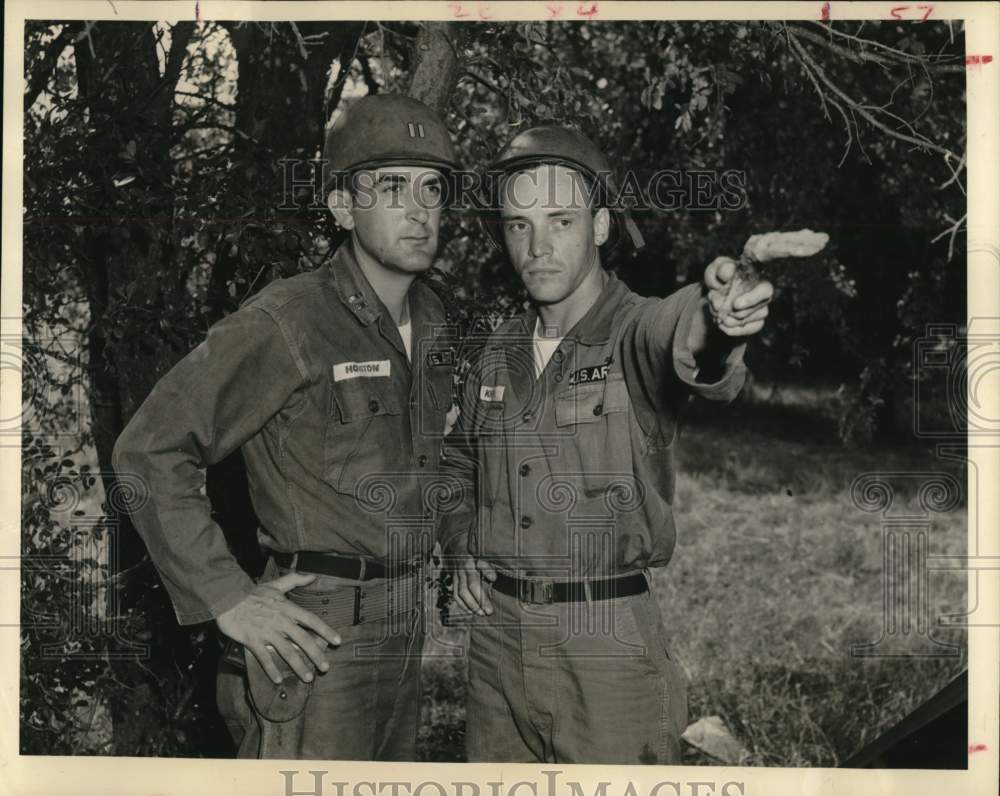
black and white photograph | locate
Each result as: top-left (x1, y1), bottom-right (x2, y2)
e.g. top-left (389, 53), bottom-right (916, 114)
top-left (5, 0), bottom-right (999, 792)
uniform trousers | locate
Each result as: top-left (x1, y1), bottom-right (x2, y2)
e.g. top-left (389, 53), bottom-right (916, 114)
top-left (465, 574), bottom-right (687, 764)
top-left (216, 560), bottom-right (425, 760)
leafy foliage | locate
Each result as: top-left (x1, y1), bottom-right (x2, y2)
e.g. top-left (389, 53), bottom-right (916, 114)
top-left (22, 17), bottom-right (965, 757)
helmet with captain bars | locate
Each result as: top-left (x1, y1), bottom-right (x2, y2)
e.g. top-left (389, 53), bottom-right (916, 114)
top-left (322, 93), bottom-right (460, 196)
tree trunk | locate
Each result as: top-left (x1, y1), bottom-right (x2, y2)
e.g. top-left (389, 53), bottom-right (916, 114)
top-left (201, 21), bottom-right (368, 570)
top-left (406, 23), bottom-right (469, 114)
top-left (73, 19), bottom-right (198, 754)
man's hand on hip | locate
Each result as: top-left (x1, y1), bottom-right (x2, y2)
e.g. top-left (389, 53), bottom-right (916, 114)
top-left (216, 572), bottom-right (342, 684)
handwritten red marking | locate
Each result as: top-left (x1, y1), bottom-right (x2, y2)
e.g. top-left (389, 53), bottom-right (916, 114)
top-left (577, 3), bottom-right (599, 18)
top-left (478, 4), bottom-right (493, 19)
top-left (450, 3), bottom-right (470, 18)
top-left (968, 743), bottom-right (988, 753)
top-left (547, 4), bottom-right (565, 18)
top-left (891, 4), bottom-right (934, 20)
top-left (195, 0), bottom-right (201, 21)
top-left (821, 2), bottom-right (831, 21)
top-left (966, 55), bottom-right (994, 66)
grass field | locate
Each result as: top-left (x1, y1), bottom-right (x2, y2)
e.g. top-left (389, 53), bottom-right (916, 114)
top-left (416, 388), bottom-right (969, 765)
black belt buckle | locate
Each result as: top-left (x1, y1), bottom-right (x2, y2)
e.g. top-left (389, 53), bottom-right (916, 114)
top-left (518, 578), bottom-right (554, 605)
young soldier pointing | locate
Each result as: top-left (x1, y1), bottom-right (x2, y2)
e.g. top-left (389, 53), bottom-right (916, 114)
top-left (114, 94), bottom-right (459, 760)
top-left (439, 126), bottom-right (773, 764)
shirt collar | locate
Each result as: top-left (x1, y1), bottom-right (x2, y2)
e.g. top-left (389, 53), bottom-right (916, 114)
top-left (520, 271), bottom-right (629, 347)
top-left (328, 240), bottom-right (382, 326)
top-left (327, 239), bottom-right (446, 333)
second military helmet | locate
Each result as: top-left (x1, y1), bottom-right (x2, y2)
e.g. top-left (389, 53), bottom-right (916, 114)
top-left (322, 94), bottom-right (460, 196)
top-left (484, 126), bottom-right (645, 251)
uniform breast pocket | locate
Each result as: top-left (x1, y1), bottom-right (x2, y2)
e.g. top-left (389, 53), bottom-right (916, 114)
top-left (325, 379), bottom-right (401, 499)
top-left (554, 375), bottom-right (632, 498)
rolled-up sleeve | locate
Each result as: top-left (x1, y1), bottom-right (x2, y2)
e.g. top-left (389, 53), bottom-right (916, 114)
top-left (667, 285), bottom-right (748, 402)
top-left (622, 283), bottom-right (747, 435)
top-left (112, 306), bottom-right (305, 625)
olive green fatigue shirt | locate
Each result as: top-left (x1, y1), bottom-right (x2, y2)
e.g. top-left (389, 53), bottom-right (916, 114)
top-left (438, 273), bottom-right (746, 577)
top-left (113, 243), bottom-right (454, 624)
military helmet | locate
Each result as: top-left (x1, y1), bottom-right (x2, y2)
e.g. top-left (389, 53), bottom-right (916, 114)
top-left (322, 93), bottom-right (460, 195)
top-left (484, 126), bottom-right (645, 250)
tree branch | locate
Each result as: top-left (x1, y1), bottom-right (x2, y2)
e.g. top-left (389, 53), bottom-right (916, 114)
top-left (785, 28), bottom-right (960, 161)
top-left (358, 53), bottom-right (380, 96)
top-left (328, 48), bottom-right (353, 118)
top-left (140, 21), bottom-right (196, 118)
top-left (788, 24), bottom-right (893, 69)
top-left (938, 152), bottom-right (967, 195)
top-left (461, 68), bottom-right (504, 96)
top-left (800, 21), bottom-right (966, 72)
top-left (405, 22), bottom-right (468, 114)
top-left (930, 212), bottom-right (966, 261)
top-left (174, 122), bottom-right (243, 136)
top-left (163, 22), bottom-right (196, 92)
top-left (288, 21), bottom-right (310, 60)
top-left (173, 90), bottom-right (236, 111)
top-left (24, 23), bottom-right (82, 114)
top-left (785, 28), bottom-right (854, 166)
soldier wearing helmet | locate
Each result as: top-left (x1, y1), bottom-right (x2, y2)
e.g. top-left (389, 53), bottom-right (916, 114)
top-left (438, 126), bottom-right (773, 763)
top-left (114, 94), bottom-right (460, 760)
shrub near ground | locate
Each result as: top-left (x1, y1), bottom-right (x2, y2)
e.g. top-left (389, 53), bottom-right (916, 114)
top-left (417, 390), bottom-right (968, 765)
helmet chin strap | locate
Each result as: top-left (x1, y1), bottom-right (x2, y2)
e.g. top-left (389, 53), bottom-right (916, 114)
top-left (622, 213), bottom-right (645, 250)
top-left (590, 246), bottom-right (604, 280)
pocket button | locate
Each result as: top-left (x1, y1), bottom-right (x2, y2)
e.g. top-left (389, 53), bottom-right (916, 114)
top-left (369, 399), bottom-right (380, 413)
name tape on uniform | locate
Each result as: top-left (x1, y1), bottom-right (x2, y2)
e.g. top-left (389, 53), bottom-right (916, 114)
top-left (568, 364), bottom-right (609, 386)
top-left (427, 350), bottom-right (454, 367)
top-left (333, 360), bottom-right (391, 382)
top-left (479, 385), bottom-right (505, 401)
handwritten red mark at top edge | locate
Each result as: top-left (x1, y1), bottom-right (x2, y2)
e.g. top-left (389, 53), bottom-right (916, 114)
top-left (968, 743), bottom-right (988, 753)
top-left (821, 1), bottom-right (831, 21)
top-left (966, 55), bottom-right (994, 66)
top-left (195, 0), bottom-right (201, 21)
top-left (548, 4), bottom-right (565, 18)
top-left (450, 3), bottom-right (470, 18)
top-left (577, 3), bottom-right (599, 18)
top-left (891, 4), bottom-right (934, 21)
top-left (478, 4), bottom-right (493, 20)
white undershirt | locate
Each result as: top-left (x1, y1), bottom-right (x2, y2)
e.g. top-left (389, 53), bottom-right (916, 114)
top-left (397, 319), bottom-right (412, 361)
top-left (533, 318), bottom-right (564, 377)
